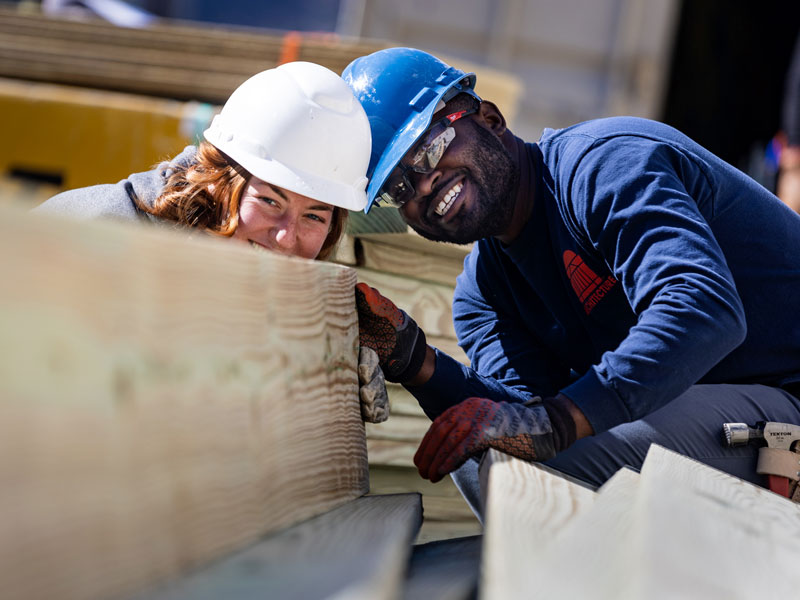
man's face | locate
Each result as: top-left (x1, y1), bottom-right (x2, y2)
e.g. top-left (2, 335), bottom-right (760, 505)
top-left (396, 104), bottom-right (519, 245)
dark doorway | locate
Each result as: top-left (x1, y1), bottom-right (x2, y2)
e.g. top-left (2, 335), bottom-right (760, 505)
top-left (662, 0), bottom-right (800, 189)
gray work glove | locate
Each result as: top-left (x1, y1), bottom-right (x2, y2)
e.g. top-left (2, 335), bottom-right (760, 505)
top-left (358, 346), bottom-right (390, 423)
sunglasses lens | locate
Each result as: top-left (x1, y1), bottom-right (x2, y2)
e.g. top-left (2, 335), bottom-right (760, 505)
top-left (379, 169), bottom-right (413, 207)
top-left (379, 105), bottom-right (471, 208)
top-left (422, 126), bottom-right (455, 170)
top-left (408, 124), bottom-right (455, 171)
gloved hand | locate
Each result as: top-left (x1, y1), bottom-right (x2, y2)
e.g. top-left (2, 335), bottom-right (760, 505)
top-left (354, 282), bottom-right (427, 383)
top-left (358, 346), bottom-right (389, 423)
top-left (414, 396), bottom-right (577, 482)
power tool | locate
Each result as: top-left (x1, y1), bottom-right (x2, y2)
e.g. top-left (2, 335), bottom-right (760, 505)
top-left (723, 421), bottom-right (800, 501)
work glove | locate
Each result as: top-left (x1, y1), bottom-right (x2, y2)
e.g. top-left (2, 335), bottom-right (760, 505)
top-left (414, 396), bottom-right (577, 482)
top-left (354, 282), bottom-right (427, 383)
top-left (358, 346), bottom-right (389, 423)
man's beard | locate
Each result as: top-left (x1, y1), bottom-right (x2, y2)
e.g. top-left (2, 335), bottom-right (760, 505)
top-left (409, 123), bottom-right (519, 245)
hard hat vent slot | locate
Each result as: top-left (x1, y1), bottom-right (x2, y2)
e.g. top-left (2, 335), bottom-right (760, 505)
top-left (311, 92), bottom-right (354, 115)
top-left (409, 88), bottom-right (436, 111)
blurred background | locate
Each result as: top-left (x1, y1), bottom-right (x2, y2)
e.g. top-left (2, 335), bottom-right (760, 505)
top-left (1, 0), bottom-right (798, 206)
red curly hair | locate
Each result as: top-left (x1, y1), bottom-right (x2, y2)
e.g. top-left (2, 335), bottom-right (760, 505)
top-left (138, 141), bottom-right (347, 260)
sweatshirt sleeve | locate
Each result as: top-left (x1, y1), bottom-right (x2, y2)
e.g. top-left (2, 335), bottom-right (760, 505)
top-left (405, 247), bottom-right (573, 421)
top-left (560, 137), bottom-right (747, 432)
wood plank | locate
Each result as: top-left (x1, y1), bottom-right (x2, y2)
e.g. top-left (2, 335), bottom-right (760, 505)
top-left (368, 439), bottom-right (420, 467)
top-left (133, 494), bottom-right (423, 600)
top-left (0, 7), bottom-right (386, 103)
top-left (517, 466), bottom-right (641, 600)
top-left (0, 205), bottom-right (368, 600)
top-left (356, 231), bottom-right (473, 261)
top-left (386, 383), bottom-right (427, 417)
top-left (626, 445), bottom-right (800, 599)
top-left (366, 414), bottom-right (431, 443)
top-left (403, 535), bottom-right (481, 600)
top-left (369, 465), bottom-right (481, 543)
top-left (357, 236), bottom-right (468, 286)
top-left (414, 520), bottom-right (484, 545)
top-left (479, 451), bottom-right (598, 599)
top-left (356, 267), bottom-right (458, 340)
top-left (520, 446), bottom-right (800, 599)
top-left (426, 334), bottom-right (469, 365)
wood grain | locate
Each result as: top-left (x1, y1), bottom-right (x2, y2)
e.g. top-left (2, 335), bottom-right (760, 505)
top-left (366, 414), bottom-right (431, 443)
top-left (479, 450), bottom-right (598, 600)
top-left (521, 466), bottom-right (641, 600)
top-left (133, 494), bottom-right (422, 600)
top-left (0, 7), bottom-right (385, 103)
top-left (368, 439), bottom-right (421, 468)
top-left (358, 237), bottom-right (468, 286)
top-left (628, 445), bottom-right (800, 599)
top-left (356, 231), bottom-right (473, 261)
top-left (356, 268), bottom-right (458, 340)
top-left (0, 206), bottom-right (368, 600)
top-left (504, 446), bottom-right (800, 599)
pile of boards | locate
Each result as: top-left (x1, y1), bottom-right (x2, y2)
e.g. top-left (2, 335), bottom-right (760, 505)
top-left (2, 203), bottom-right (800, 598)
top-left (480, 445), bottom-right (800, 599)
top-left (335, 231), bottom-right (483, 542)
top-left (0, 6), bottom-right (385, 104)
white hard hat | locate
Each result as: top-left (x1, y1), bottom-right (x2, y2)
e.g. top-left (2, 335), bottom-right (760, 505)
top-left (204, 62), bottom-right (371, 212)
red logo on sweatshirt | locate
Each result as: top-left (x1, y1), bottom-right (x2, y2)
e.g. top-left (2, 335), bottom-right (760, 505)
top-left (563, 250), bottom-right (617, 315)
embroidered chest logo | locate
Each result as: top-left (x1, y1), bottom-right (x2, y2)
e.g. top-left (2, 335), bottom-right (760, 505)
top-left (563, 250), bottom-right (618, 315)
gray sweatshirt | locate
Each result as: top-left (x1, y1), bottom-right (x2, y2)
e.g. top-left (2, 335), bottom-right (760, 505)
top-left (36, 146), bottom-right (198, 224)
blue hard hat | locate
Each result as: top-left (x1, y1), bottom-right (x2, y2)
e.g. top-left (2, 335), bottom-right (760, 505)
top-left (343, 47), bottom-right (476, 213)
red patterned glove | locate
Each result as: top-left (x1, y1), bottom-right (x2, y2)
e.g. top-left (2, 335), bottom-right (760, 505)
top-left (354, 282), bottom-right (427, 383)
top-left (414, 397), bottom-right (568, 483)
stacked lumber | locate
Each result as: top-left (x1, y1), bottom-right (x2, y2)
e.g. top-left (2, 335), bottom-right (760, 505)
top-left (480, 446), bottom-right (800, 599)
top-left (0, 202), bottom-right (369, 599)
top-left (134, 494), bottom-right (424, 600)
top-left (336, 231), bottom-right (483, 541)
top-left (0, 6), bottom-right (385, 104)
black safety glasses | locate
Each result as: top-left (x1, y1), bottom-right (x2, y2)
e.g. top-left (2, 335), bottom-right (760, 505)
top-left (378, 95), bottom-right (481, 207)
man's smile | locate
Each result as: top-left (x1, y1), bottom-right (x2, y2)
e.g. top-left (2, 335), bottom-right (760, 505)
top-left (435, 181), bottom-right (464, 216)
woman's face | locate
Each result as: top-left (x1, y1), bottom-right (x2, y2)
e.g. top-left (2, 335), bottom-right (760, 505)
top-left (232, 176), bottom-right (334, 260)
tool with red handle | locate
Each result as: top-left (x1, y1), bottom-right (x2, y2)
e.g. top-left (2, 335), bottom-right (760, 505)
top-left (722, 421), bottom-right (800, 500)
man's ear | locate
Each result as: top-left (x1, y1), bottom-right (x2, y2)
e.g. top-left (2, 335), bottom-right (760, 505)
top-left (477, 100), bottom-right (507, 136)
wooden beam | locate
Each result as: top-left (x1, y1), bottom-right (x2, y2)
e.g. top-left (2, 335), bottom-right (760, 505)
top-left (627, 445), bottom-right (800, 598)
top-left (356, 268), bottom-right (459, 340)
top-left (479, 451), bottom-right (597, 599)
top-left (519, 466), bottom-right (641, 599)
top-left (0, 205), bottom-right (368, 600)
top-left (403, 535), bottom-right (482, 600)
top-left (0, 7), bottom-right (387, 103)
top-left (357, 236), bottom-right (468, 287)
top-left (491, 445), bottom-right (800, 598)
top-left (133, 494), bottom-right (423, 600)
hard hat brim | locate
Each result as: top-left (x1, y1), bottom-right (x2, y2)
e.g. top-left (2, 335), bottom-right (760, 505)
top-left (365, 73), bottom-right (475, 213)
top-left (206, 134), bottom-right (368, 213)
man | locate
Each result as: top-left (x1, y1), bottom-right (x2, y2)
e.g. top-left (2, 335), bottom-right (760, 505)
top-left (344, 47), bottom-right (800, 516)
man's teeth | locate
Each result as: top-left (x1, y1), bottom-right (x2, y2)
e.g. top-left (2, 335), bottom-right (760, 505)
top-left (435, 182), bottom-right (463, 216)
top-left (249, 240), bottom-right (269, 253)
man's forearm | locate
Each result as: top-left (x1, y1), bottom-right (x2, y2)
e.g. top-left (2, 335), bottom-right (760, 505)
top-left (403, 345), bottom-right (436, 386)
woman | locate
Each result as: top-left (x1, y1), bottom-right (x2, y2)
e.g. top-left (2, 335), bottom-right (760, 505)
top-left (37, 61), bottom-right (372, 261)
top-left (38, 62), bottom-right (389, 423)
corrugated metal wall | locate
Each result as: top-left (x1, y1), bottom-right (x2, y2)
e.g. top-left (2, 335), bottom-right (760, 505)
top-left (350, 0), bottom-right (679, 140)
